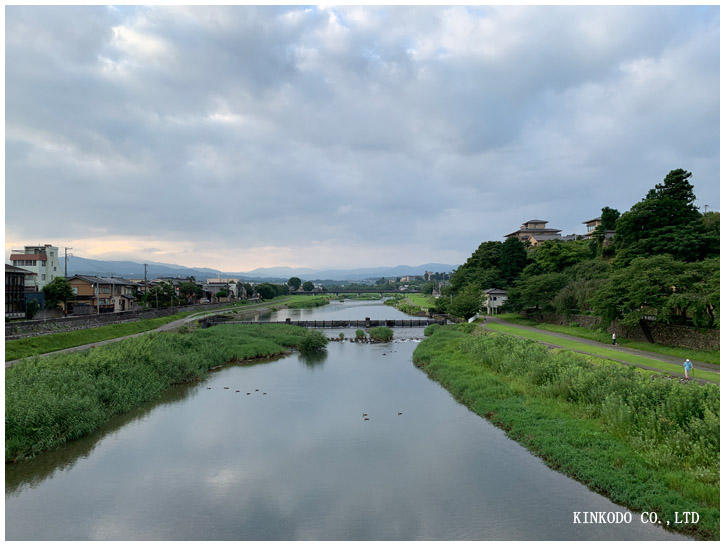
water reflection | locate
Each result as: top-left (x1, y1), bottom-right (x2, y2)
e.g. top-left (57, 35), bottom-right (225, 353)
top-left (6, 301), bottom-right (686, 540)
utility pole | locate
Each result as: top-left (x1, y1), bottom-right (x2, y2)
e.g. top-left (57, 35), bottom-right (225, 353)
top-left (144, 263), bottom-right (148, 309)
top-left (703, 204), bottom-right (709, 213)
top-left (63, 247), bottom-right (72, 316)
top-left (64, 247), bottom-right (72, 278)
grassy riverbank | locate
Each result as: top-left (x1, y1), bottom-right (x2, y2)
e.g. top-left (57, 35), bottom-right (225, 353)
top-left (384, 294), bottom-right (436, 316)
top-left (286, 296), bottom-right (330, 308)
top-left (413, 325), bottom-right (719, 540)
top-left (485, 322), bottom-right (719, 383)
top-left (497, 314), bottom-right (720, 365)
top-left (5, 298), bottom-right (296, 361)
top-left (6, 323), bottom-right (318, 462)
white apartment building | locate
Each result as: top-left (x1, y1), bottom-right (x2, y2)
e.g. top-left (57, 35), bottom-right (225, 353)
top-left (9, 244), bottom-right (62, 291)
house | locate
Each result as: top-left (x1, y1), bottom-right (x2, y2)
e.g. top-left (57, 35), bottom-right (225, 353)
top-left (204, 279), bottom-right (236, 301)
top-left (582, 217), bottom-right (616, 240)
top-left (504, 220), bottom-right (562, 246)
top-left (68, 275), bottom-right (137, 314)
top-left (482, 288), bottom-right (508, 315)
top-left (9, 244), bottom-right (62, 291)
top-left (5, 264), bottom-right (37, 318)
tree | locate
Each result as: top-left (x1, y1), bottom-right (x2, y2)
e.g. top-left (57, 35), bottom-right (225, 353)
top-left (507, 273), bottom-right (568, 314)
top-left (287, 277), bottom-right (302, 291)
top-left (43, 277), bottom-right (74, 309)
top-left (25, 300), bottom-right (40, 320)
top-left (448, 283), bottom-right (482, 319)
top-left (215, 289), bottom-right (228, 298)
top-left (302, 281), bottom-right (314, 292)
top-left (421, 281), bottom-right (435, 295)
top-left (614, 169), bottom-right (713, 262)
top-left (592, 255), bottom-right (719, 328)
top-left (179, 281), bottom-right (203, 302)
top-left (498, 237), bottom-right (528, 285)
top-left (600, 206), bottom-right (620, 230)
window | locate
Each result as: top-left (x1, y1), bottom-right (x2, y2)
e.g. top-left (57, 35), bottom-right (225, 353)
top-left (72, 287), bottom-right (78, 295)
top-left (41, 274), bottom-right (46, 280)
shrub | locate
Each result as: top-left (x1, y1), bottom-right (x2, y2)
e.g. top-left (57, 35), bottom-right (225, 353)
top-left (338, 332), bottom-right (345, 340)
top-left (424, 323), bottom-right (440, 336)
top-left (368, 326), bottom-right (394, 342)
top-left (299, 330), bottom-right (329, 353)
top-left (355, 329), bottom-right (366, 339)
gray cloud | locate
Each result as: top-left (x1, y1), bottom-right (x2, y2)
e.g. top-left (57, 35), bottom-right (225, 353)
top-left (6, 6), bottom-right (719, 269)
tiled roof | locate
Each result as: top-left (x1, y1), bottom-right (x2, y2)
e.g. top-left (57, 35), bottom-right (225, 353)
top-left (582, 217), bottom-right (602, 224)
top-left (10, 253), bottom-right (47, 261)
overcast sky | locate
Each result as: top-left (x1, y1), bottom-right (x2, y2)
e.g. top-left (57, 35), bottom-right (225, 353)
top-left (5, 6), bottom-right (720, 271)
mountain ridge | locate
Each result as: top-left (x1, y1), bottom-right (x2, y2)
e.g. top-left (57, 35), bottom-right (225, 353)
top-left (55, 256), bottom-right (456, 281)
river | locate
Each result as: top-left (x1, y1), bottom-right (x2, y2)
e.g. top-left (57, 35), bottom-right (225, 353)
top-left (5, 299), bottom-right (683, 540)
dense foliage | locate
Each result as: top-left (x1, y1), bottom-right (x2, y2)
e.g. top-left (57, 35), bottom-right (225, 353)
top-left (442, 169), bottom-right (719, 327)
top-left (6, 324), bottom-right (313, 462)
top-left (413, 325), bottom-right (719, 540)
top-left (368, 326), bottom-right (394, 342)
top-left (298, 330), bottom-right (329, 353)
top-left (42, 277), bottom-right (74, 309)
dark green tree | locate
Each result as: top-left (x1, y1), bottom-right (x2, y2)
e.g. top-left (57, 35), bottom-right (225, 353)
top-left (448, 283), bottom-right (482, 319)
top-left (42, 277), bottom-right (74, 309)
top-left (600, 206), bottom-right (620, 230)
top-left (507, 272), bottom-right (568, 314)
top-left (302, 281), bottom-right (315, 292)
top-left (287, 277), bottom-right (302, 291)
top-left (498, 237), bottom-right (528, 285)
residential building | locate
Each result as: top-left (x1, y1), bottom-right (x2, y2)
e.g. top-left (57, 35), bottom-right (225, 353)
top-left (582, 217), bottom-right (616, 240)
top-left (204, 279), bottom-right (236, 301)
top-left (68, 275), bottom-right (137, 314)
top-left (5, 264), bottom-right (36, 318)
top-left (482, 288), bottom-right (508, 315)
top-left (504, 220), bottom-right (562, 246)
top-left (9, 244), bottom-right (62, 290)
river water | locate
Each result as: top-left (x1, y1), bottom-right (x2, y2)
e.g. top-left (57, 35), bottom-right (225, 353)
top-left (6, 300), bottom-right (682, 540)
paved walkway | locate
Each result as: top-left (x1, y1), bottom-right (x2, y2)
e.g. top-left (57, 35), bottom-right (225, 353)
top-left (5, 301), bottom-right (282, 368)
top-left (482, 316), bottom-right (718, 384)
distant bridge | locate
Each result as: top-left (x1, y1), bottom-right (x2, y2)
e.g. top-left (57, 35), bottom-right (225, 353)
top-left (202, 318), bottom-right (444, 328)
top-left (301, 288), bottom-right (421, 295)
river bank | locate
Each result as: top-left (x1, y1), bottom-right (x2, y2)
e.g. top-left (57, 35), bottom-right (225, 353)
top-left (412, 324), bottom-right (719, 540)
top-left (6, 323), bottom-right (322, 462)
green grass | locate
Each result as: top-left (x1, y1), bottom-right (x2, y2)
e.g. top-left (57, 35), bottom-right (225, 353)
top-left (5, 312), bottom-right (195, 361)
top-left (6, 323), bottom-right (312, 462)
top-left (335, 293), bottom-right (383, 301)
top-left (497, 314), bottom-right (720, 365)
top-left (368, 326), bottom-right (394, 342)
top-left (6, 298), bottom-right (297, 361)
top-left (285, 296), bottom-right (330, 308)
top-left (485, 322), bottom-right (720, 383)
top-left (413, 325), bottom-right (719, 540)
top-left (405, 293), bottom-right (437, 309)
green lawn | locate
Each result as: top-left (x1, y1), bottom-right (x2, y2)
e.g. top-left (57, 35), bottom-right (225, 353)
top-left (496, 314), bottom-right (720, 365)
top-left (6, 297), bottom-right (293, 361)
top-left (485, 322), bottom-right (720, 383)
top-left (405, 293), bottom-right (437, 309)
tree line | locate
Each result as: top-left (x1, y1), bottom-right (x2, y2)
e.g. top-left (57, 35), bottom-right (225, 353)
top-left (438, 169), bottom-right (719, 327)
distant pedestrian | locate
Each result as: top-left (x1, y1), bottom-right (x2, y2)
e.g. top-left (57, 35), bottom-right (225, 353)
top-left (611, 333), bottom-right (617, 346)
top-left (683, 359), bottom-right (693, 381)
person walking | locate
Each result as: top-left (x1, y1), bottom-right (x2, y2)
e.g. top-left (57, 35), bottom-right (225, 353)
top-left (611, 332), bottom-right (617, 346)
top-left (683, 359), bottom-right (693, 381)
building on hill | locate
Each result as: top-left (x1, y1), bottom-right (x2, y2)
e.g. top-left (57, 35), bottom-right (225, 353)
top-left (9, 244), bottom-right (62, 290)
top-left (482, 288), bottom-right (508, 315)
top-left (582, 217), bottom-right (616, 240)
top-left (67, 275), bottom-right (137, 314)
top-left (504, 220), bottom-right (562, 246)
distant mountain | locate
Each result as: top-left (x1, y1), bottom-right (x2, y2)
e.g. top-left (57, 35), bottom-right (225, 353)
top-left (58, 256), bottom-right (457, 282)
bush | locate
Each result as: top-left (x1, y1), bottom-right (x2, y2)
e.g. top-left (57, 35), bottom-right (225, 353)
top-left (368, 326), bottom-right (394, 342)
top-left (355, 329), bottom-right (366, 339)
top-left (338, 332), bottom-right (345, 340)
top-left (299, 330), bottom-right (329, 353)
top-left (424, 323), bottom-right (440, 336)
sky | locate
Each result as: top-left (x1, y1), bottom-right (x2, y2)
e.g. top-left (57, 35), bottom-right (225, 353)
top-left (5, 5), bottom-right (720, 271)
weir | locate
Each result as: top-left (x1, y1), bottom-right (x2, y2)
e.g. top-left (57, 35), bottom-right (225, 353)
top-left (201, 318), bottom-right (445, 328)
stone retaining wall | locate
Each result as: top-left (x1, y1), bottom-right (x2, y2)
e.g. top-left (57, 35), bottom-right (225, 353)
top-left (527, 312), bottom-right (719, 351)
top-left (5, 302), bottom-right (234, 339)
